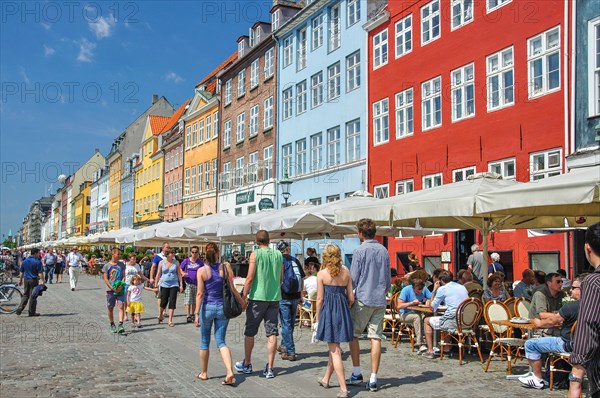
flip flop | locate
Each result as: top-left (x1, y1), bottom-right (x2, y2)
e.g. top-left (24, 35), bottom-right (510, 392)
top-left (221, 375), bottom-right (235, 386)
top-left (168, 322), bottom-right (174, 327)
top-left (196, 374), bottom-right (208, 381)
top-left (158, 317), bottom-right (163, 324)
top-left (317, 379), bottom-right (330, 389)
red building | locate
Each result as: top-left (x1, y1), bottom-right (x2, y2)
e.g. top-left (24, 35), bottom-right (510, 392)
top-left (365, 0), bottom-right (575, 281)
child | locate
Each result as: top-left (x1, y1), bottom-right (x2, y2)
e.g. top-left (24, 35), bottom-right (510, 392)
top-left (126, 274), bottom-right (157, 328)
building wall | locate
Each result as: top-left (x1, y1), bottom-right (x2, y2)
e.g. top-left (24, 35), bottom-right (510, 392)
top-left (120, 176), bottom-right (134, 229)
top-left (108, 155), bottom-right (121, 230)
top-left (164, 138), bottom-right (184, 221)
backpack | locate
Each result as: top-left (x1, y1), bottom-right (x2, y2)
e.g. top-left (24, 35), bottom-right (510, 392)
top-left (281, 255), bottom-right (302, 294)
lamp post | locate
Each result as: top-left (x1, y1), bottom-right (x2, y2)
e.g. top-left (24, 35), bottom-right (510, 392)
top-left (279, 171), bottom-right (293, 208)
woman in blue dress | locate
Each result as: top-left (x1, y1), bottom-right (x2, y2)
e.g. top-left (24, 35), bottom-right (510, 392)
top-left (315, 244), bottom-right (354, 398)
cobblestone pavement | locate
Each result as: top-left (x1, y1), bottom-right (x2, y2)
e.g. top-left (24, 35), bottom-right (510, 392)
top-left (1, 275), bottom-right (565, 397)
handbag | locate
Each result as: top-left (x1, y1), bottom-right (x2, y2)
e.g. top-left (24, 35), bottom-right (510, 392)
top-left (222, 264), bottom-right (242, 319)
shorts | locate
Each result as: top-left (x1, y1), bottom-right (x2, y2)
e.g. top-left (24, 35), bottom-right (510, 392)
top-left (54, 265), bottom-right (64, 275)
top-left (106, 291), bottom-right (126, 308)
top-left (184, 283), bottom-right (197, 305)
top-left (127, 302), bottom-right (145, 314)
top-left (351, 301), bottom-right (386, 339)
top-left (428, 316), bottom-right (457, 331)
top-left (244, 300), bottom-right (279, 337)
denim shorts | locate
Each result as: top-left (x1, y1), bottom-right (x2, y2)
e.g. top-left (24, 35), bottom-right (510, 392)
top-left (106, 290), bottom-right (126, 308)
top-left (524, 337), bottom-right (567, 361)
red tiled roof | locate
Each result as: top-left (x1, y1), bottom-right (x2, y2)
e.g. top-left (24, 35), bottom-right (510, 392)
top-left (149, 115), bottom-right (170, 136)
top-left (196, 52), bottom-right (238, 88)
top-left (159, 98), bottom-right (192, 134)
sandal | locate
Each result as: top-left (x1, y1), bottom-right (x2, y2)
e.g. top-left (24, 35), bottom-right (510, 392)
top-left (196, 373), bottom-right (208, 381)
top-left (186, 316), bottom-right (193, 323)
top-left (317, 379), bottom-right (330, 389)
top-left (168, 322), bottom-right (174, 327)
top-left (158, 317), bottom-right (163, 324)
top-left (221, 375), bottom-right (235, 386)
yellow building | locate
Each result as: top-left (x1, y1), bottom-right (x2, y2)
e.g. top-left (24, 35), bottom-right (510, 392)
top-left (73, 182), bottom-right (91, 236)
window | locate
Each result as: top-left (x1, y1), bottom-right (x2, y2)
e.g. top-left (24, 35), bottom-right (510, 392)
top-left (248, 105), bottom-right (259, 137)
top-left (248, 205), bottom-right (256, 214)
top-left (199, 119), bottom-right (205, 143)
top-left (174, 147), bottom-right (179, 167)
top-left (487, 47), bottom-right (514, 111)
top-left (224, 79), bottom-right (232, 105)
top-left (248, 151), bottom-right (258, 184)
top-left (235, 207), bottom-right (242, 216)
top-left (487, 0), bottom-right (511, 12)
top-left (264, 146), bottom-right (273, 180)
top-left (206, 115), bottom-right (212, 140)
top-left (312, 13), bottom-right (324, 50)
top-left (211, 159), bottom-right (217, 189)
top-left (374, 184), bottom-right (389, 199)
top-left (395, 15), bottom-right (412, 58)
top-left (310, 197), bottom-right (322, 205)
top-left (237, 69), bottom-right (246, 97)
top-left (422, 76), bottom-right (442, 130)
top-left (296, 139), bottom-right (307, 175)
top-left (346, 51), bottom-right (360, 91)
top-left (453, 166), bottom-right (475, 182)
top-left (451, 63), bottom-right (475, 121)
top-left (235, 157), bottom-right (244, 187)
top-left (327, 194), bottom-right (340, 203)
top-left (283, 88), bottom-right (293, 119)
top-left (236, 112), bottom-right (245, 143)
top-left (327, 126), bottom-right (341, 167)
top-left (191, 166), bottom-right (196, 193)
top-left (421, 0), bottom-right (440, 45)
top-left (238, 40), bottom-right (245, 57)
top-left (250, 59), bottom-right (259, 88)
top-left (528, 26), bottom-right (560, 98)
top-left (373, 29), bottom-right (388, 69)
top-left (423, 173), bottom-right (443, 189)
top-left (396, 179), bottom-right (414, 195)
top-left (203, 161), bottom-right (209, 190)
top-left (328, 62), bottom-right (341, 101)
top-left (213, 112), bottom-right (218, 137)
top-left (297, 27), bottom-right (307, 70)
top-left (329, 4), bottom-right (340, 51)
top-left (197, 163), bottom-right (203, 192)
top-left (530, 149), bottom-right (562, 180)
top-left (311, 72), bottom-right (323, 108)
top-left (272, 10), bottom-right (279, 30)
top-left (489, 158), bottom-right (516, 179)
top-left (264, 47), bottom-right (274, 78)
top-left (311, 133), bottom-right (323, 171)
top-left (282, 144), bottom-right (292, 177)
top-left (223, 120), bottom-right (231, 148)
top-left (264, 96), bottom-right (273, 129)
top-left (373, 98), bottom-right (389, 145)
top-left (451, 0), bottom-right (473, 30)
top-left (395, 88), bottom-right (414, 138)
top-left (530, 252), bottom-right (560, 275)
top-left (590, 19), bottom-right (600, 116)
top-left (249, 28), bottom-right (256, 47)
top-left (283, 37), bottom-right (293, 67)
top-left (347, 0), bottom-right (360, 26)
top-left (296, 81), bottom-right (307, 114)
top-left (221, 162), bottom-right (231, 190)
top-left (346, 119), bottom-right (360, 162)
top-left (192, 123), bottom-right (198, 146)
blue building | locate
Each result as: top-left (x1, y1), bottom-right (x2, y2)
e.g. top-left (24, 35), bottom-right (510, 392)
top-left (273, 0), bottom-right (368, 262)
top-left (120, 159), bottom-right (135, 229)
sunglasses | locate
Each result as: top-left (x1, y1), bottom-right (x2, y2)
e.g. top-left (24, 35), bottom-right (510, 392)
top-left (191, 251), bottom-right (198, 254)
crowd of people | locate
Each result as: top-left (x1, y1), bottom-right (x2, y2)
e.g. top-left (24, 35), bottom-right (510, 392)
top-left (10, 220), bottom-right (600, 398)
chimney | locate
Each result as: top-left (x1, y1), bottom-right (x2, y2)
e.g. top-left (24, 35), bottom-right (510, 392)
top-left (152, 94), bottom-right (159, 105)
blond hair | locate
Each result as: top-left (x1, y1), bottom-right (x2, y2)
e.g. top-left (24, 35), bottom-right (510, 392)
top-left (322, 244), bottom-right (343, 277)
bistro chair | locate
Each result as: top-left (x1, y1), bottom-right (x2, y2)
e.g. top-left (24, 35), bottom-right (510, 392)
top-left (483, 300), bottom-right (526, 375)
top-left (383, 292), bottom-right (402, 344)
top-left (299, 297), bottom-right (316, 328)
top-left (504, 297), bottom-right (517, 318)
top-left (514, 298), bottom-right (531, 319)
top-left (549, 321), bottom-right (580, 394)
top-left (439, 297), bottom-right (484, 365)
top-left (469, 288), bottom-right (483, 300)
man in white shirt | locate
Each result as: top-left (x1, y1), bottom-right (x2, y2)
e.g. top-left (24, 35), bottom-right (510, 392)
top-left (66, 246), bottom-right (84, 291)
top-left (303, 264), bottom-right (317, 300)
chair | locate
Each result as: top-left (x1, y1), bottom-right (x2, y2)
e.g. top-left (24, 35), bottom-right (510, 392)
top-left (483, 300), bottom-right (526, 375)
top-left (383, 292), bottom-right (415, 350)
top-left (469, 289), bottom-right (483, 300)
top-left (298, 297), bottom-right (316, 328)
top-left (504, 297), bottom-right (516, 318)
top-left (439, 297), bottom-right (484, 365)
top-left (549, 321), bottom-right (578, 392)
top-left (514, 298), bottom-right (531, 319)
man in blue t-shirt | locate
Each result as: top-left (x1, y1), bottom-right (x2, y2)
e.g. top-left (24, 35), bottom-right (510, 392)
top-left (397, 279), bottom-right (432, 353)
top-left (16, 248), bottom-right (45, 316)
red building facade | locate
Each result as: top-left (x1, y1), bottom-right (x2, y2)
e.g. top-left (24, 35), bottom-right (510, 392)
top-left (366, 0), bottom-right (573, 280)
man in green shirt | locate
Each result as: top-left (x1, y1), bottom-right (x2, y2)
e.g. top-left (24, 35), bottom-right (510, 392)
top-left (235, 230), bottom-right (283, 379)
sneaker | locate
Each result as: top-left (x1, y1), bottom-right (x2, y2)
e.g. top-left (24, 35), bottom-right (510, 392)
top-left (15, 309), bottom-right (22, 316)
top-left (366, 381), bottom-right (378, 392)
top-left (117, 325), bottom-right (125, 334)
top-left (234, 360), bottom-right (253, 374)
top-left (433, 347), bottom-right (440, 354)
top-left (263, 364), bottom-right (275, 379)
top-left (71, 288), bottom-right (75, 291)
top-left (518, 375), bottom-right (545, 390)
top-left (110, 324), bottom-right (117, 333)
top-left (422, 352), bottom-right (436, 359)
top-left (417, 345), bottom-right (428, 354)
top-left (346, 373), bottom-right (363, 385)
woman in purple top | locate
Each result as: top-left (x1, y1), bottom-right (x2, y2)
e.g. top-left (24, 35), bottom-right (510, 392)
top-left (181, 246), bottom-right (204, 324)
top-left (194, 242), bottom-right (242, 385)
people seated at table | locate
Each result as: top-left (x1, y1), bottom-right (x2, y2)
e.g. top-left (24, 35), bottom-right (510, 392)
top-left (556, 268), bottom-right (571, 290)
top-left (388, 279), bottom-right (404, 296)
top-left (519, 274), bottom-right (584, 389)
top-left (482, 274), bottom-right (510, 303)
top-left (513, 269), bottom-right (536, 301)
top-left (458, 269), bottom-right (483, 295)
top-left (303, 263), bottom-right (318, 304)
top-left (530, 272), bottom-right (567, 336)
top-left (422, 270), bottom-right (468, 359)
top-left (397, 279), bottom-right (432, 353)
top-left (533, 270), bottom-right (547, 289)
top-left (427, 268), bottom-right (444, 293)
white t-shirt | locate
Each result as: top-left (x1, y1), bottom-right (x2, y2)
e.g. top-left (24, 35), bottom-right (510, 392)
top-left (304, 275), bottom-right (317, 299)
top-left (67, 252), bottom-right (84, 267)
top-left (128, 284), bottom-right (144, 302)
top-left (125, 264), bottom-right (141, 285)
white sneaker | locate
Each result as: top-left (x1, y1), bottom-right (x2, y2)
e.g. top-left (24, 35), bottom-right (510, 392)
top-left (418, 345), bottom-right (428, 353)
top-left (433, 347), bottom-right (440, 354)
top-left (518, 375), bottom-right (545, 389)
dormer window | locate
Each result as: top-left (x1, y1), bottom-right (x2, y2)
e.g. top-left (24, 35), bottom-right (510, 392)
top-left (238, 41), bottom-right (244, 57)
top-left (272, 10), bottom-right (280, 31)
top-left (256, 27), bottom-right (261, 43)
top-left (178, 120), bottom-right (184, 133)
top-left (249, 28), bottom-right (255, 47)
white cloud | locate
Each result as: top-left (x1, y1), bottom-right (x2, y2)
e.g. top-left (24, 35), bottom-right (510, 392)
top-left (41, 22), bottom-right (51, 30)
top-left (19, 67), bottom-right (30, 84)
top-left (165, 72), bottom-right (184, 84)
top-left (88, 14), bottom-right (116, 39)
top-left (44, 45), bottom-right (55, 57)
top-left (76, 38), bottom-right (96, 63)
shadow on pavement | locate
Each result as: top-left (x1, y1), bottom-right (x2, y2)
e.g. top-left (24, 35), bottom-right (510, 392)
top-left (73, 288), bottom-right (103, 291)
top-left (393, 370), bottom-right (443, 387)
top-left (42, 313), bottom-right (77, 317)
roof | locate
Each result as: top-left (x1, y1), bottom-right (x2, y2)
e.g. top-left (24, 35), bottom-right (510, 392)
top-left (196, 52), bottom-right (238, 88)
top-left (149, 115), bottom-right (170, 136)
top-left (159, 98), bottom-right (191, 134)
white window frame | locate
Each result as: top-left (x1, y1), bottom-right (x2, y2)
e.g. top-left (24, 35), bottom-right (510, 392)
top-left (451, 0), bottom-right (473, 31)
top-left (327, 126), bottom-right (341, 167)
top-left (346, 51), bottom-right (360, 92)
top-left (272, 10), bottom-right (279, 31)
top-left (423, 173), bottom-right (443, 189)
top-left (199, 119), bottom-right (205, 144)
top-left (328, 62), bottom-right (341, 101)
top-left (223, 120), bottom-right (231, 149)
top-left (421, 0), bottom-right (441, 46)
top-left (192, 122), bottom-right (198, 146)
top-left (311, 72), bottom-right (323, 108)
top-left (283, 87), bottom-right (293, 120)
top-left (329, 3), bottom-right (341, 51)
top-left (197, 163), bottom-right (203, 192)
top-left (487, 46), bottom-right (515, 111)
top-left (395, 15), bottom-right (412, 59)
top-left (213, 112), bottom-right (218, 137)
top-left (237, 69), bottom-right (246, 98)
top-left (311, 133), bottom-right (323, 171)
top-left (206, 115), bottom-right (212, 140)
top-left (312, 13), bottom-right (324, 51)
top-left (235, 157), bottom-right (245, 187)
top-left (589, 17), bottom-right (600, 117)
top-left (346, 119), bottom-right (360, 162)
top-left (263, 145), bottom-right (273, 180)
top-left (250, 59), bottom-right (259, 88)
top-left (296, 80), bottom-right (307, 114)
top-left (452, 166), bottom-right (476, 182)
top-left (528, 26), bottom-right (561, 98)
top-left (249, 105), bottom-right (259, 137)
top-left (488, 157), bottom-right (516, 180)
top-left (236, 112), bottom-right (245, 143)
top-left (374, 184), bottom-right (390, 199)
top-left (238, 41), bottom-right (244, 58)
top-left (282, 144), bottom-right (292, 177)
top-left (422, 76), bottom-right (442, 130)
top-left (530, 148), bottom-right (562, 181)
top-left (248, 151), bottom-right (258, 184)
top-left (396, 179), bottom-right (414, 195)
top-left (347, 0), bottom-right (360, 27)
top-left (204, 161), bottom-right (210, 190)
top-left (283, 37), bottom-right (293, 68)
top-left (224, 79), bottom-right (232, 105)
top-left (486, 0), bottom-right (511, 13)
top-left (185, 126), bottom-right (191, 149)
top-left (296, 139), bottom-right (307, 176)
top-left (297, 27), bottom-right (307, 70)
top-left (373, 98), bottom-right (389, 146)
top-left (264, 96), bottom-right (273, 129)
top-left (211, 159), bottom-right (217, 189)
top-left (451, 63), bottom-right (475, 122)
top-left (264, 47), bottom-right (274, 79)
top-left (395, 87), bottom-right (414, 139)
top-left (191, 166), bottom-right (196, 193)
top-left (373, 29), bottom-right (388, 69)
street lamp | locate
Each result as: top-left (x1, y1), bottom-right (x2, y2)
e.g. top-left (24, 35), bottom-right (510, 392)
top-left (279, 171), bottom-right (293, 207)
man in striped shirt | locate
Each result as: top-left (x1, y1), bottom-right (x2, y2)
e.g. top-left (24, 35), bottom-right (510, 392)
top-left (569, 222), bottom-right (600, 398)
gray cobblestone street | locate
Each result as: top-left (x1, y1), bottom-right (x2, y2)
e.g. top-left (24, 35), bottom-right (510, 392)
top-left (1, 275), bottom-right (563, 397)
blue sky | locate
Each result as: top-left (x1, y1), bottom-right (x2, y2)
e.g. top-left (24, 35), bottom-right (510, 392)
top-left (0, 1), bottom-right (273, 239)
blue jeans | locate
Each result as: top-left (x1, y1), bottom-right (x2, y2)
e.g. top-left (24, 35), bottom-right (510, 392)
top-left (45, 266), bottom-right (54, 283)
top-left (524, 336), bottom-right (567, 360)
top-left (200, 303), bottom-right (229, 350)
top-left (279, 299), bottom-right (299, 355)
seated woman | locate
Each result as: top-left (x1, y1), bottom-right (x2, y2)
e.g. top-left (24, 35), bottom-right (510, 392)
top-left (482, 274), bottom-right (510, 303)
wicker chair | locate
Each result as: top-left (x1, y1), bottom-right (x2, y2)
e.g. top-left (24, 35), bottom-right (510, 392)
top-left (383, 292), bottom-right (415, 350)
top-left (514, 298), bottom-right (531, 319)
top-left (483, 300), bottom-right (526, 375)
top-left (504, 297), bottom-right (517, 318)
top-left (549, 321), bottom-right (577, 392)
top-left (469, 288), bottom-right (483, 300)
top-left (440, 297), bottom-right (484, 365)
top-left (299, 298), bottom-right (316, 328)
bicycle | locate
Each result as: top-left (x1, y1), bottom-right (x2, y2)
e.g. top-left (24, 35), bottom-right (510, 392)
top-left (0, 283), bottom-right (23, 314)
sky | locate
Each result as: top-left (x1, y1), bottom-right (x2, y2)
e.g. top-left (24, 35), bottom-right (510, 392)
top-left (0, 0), bottom-right (273, 239)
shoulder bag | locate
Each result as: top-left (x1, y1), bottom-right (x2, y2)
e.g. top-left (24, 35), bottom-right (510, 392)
top-left (222, 264), bottom-right (242, 319)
